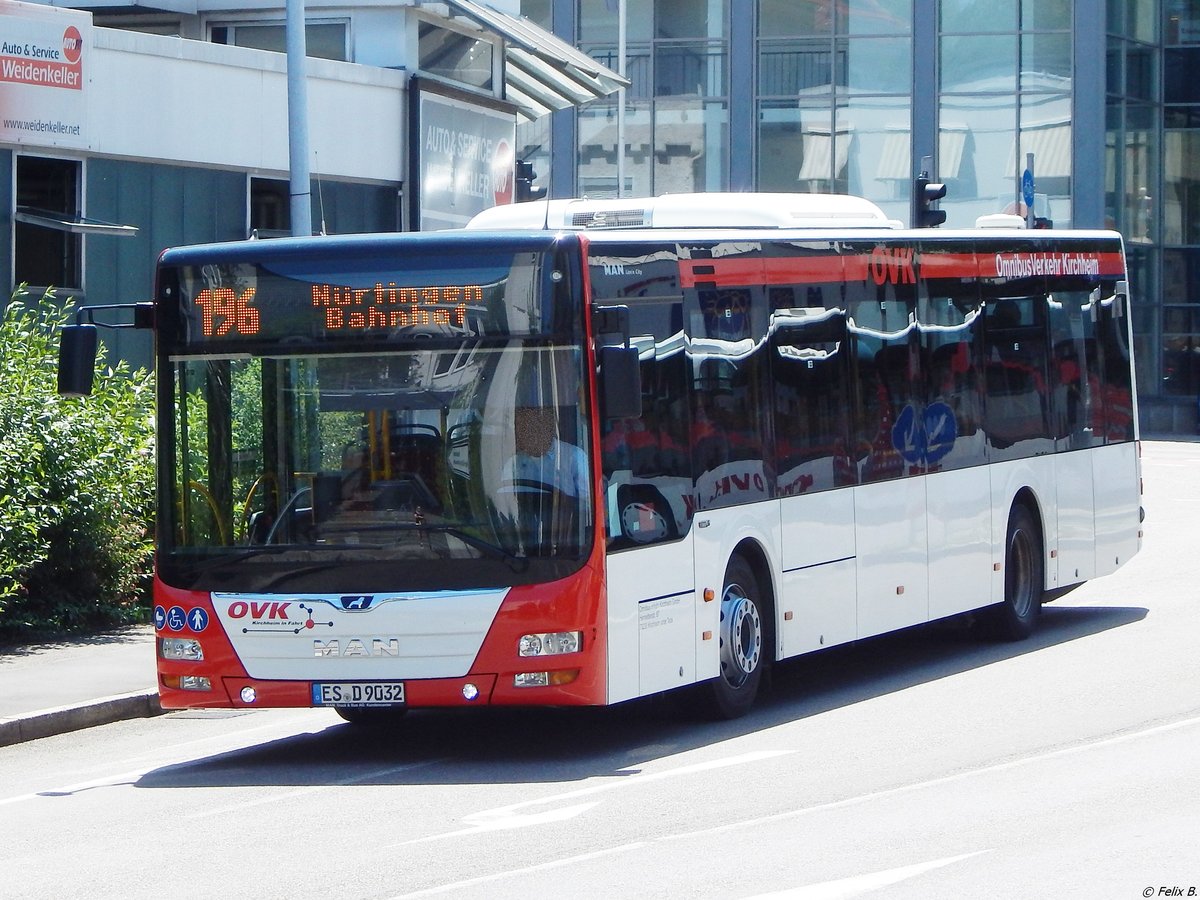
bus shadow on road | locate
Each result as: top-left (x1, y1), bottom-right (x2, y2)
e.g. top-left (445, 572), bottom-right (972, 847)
top-left (134, 601), bottom-right (1147, 792)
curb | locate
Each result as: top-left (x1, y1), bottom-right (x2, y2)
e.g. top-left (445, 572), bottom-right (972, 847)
top-left (0, 689), bottom-right (164, 747)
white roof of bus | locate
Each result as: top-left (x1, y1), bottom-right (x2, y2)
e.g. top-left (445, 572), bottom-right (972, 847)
top-left (465, 192), bottom-right (898, 231)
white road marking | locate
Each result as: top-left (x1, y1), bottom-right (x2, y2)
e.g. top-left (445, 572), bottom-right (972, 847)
top-left (668, 713), bottom-right (1200, 843)
top-left (385, 843), bottom-right (652, 899)
top-left (399, 749), bottom-right (793, 844)
top-left (393, 714), bottom-right (1200, 895)
top-left (184, 758), bottom-right (451, 820)
top-left (742, 852), bottom-right (989, 899)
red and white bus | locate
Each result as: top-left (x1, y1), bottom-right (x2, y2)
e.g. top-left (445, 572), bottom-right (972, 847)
top-left (63, 192), bottom-right (1143, 721)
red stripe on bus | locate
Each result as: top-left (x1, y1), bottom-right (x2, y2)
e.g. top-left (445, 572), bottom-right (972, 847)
top-left (679, 257), bottom-right (844, 288)
top-left (677, 249), bottom-right (1124, 288)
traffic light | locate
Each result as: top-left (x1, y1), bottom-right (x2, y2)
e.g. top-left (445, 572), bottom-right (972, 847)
top-left (915, 173), bottom-right (947, 228)
top-left (515, 160), bottom-right (546, 203)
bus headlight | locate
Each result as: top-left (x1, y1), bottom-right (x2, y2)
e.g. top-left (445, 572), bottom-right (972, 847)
top-left (158, 637), bottom-right (204, 661)
top-left (162, 674), bottom-right (212, 691)
top-left (514, 670), bottom-right (579, 688)
top-left (518, 631), bottom-right (582, 657)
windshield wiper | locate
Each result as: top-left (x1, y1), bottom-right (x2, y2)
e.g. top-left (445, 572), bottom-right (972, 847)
top-left (184, 544), bottom-right (385, 568)
top-left (177, 526), bottom-right (528, 571)
top-left (403, 523), bottom-right (530, 572)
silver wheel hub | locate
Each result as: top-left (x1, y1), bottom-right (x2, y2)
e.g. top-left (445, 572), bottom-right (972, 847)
top-left (720, 584), bottom-right (761, 688)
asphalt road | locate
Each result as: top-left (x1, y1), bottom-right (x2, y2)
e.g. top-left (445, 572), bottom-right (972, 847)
top-left (1, 441), bottom-right (1197, 900)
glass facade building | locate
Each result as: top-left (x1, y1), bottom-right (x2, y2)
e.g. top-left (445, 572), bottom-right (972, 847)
top-left (520, 0), bottom-right (1200, 434)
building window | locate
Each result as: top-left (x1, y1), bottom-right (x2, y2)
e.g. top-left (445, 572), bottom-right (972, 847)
top-left (250, 178), bottom-right (291, 238)
top-left (938, 0), bottom-right (1073, 229)
top-left (15, 156), bottom-right (82, 292)
top-left (418, 22), bottom-right (494, 90)
top-left (210, 21), bottom-right (348, 61)
top-left (756, 1), bottom-right (912, 219)
top-left (578, 0), bottom-right (730, 198)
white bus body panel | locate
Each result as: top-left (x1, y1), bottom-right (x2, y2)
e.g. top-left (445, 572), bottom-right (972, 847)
top-left (1053, 450), bottom-right (1098, 585)
top-left (989, 455), bottom-right (1058, 600)
top-left (1092, 441), bottom-right (1142, 577)
top-left (605, 536), bottom-right (695, 703)
top-left (691, 501), bottom-right (783, 681)
top-left (210, 590), bottom-right (507, 681)
top-left (778, 489), bottom-right (857, 657)
top-left (926, 466), bottom-right (995, 621)
top-left (854, 477), bottom-right (929, 639)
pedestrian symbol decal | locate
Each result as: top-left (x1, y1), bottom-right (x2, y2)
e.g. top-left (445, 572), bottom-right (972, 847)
top-left (187, 607), bottom-right (210, 633)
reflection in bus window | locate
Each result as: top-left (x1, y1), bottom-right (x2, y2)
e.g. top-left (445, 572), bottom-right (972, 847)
top-left (1048, 291), bottom-right (1103, 449)
top-left (918, 281), bottom-right (985, 471)
top-left (598, 298), bottom-right (693, 549)
top-left (772, 308), bottom-right (854, 493)
top-left (1099, 289), bottom-right (1136, 443)
top-left (982, 295), bottom-right (1052, 456)
top-left (849, 298), bottom-right (915, 483)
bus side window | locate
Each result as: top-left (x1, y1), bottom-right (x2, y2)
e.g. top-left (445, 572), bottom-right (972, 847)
top-left (1098, 284), bottom-right (1135, 443)
top-left (982, 295), bottom-right (1052, 454)
top-left (1048, 293), bottom-right (1103, 448)
top-left (847, 296), bottom-right (917, 483)
top-left (770, 307), bottom-right (853, 494)
top-left (600, 299), bottom-right (693, 549)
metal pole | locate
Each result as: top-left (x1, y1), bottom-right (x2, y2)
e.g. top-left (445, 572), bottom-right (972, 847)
top-left (616, 0), bottom-right (626, 198)
top-left (286, 0), bottom-right (313, 237)
top-left (1025, 151), bottom-right (1035, 229)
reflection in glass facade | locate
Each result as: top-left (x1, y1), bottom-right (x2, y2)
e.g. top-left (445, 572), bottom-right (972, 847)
top-left (1161, 1), bottom-right (1200, 402)
top-left (938, 3), bottom-right (1072, 228)
top-left (574, 0), bottom-right (730, 197)
top-left (519, 0), bottom-right (1200, 432)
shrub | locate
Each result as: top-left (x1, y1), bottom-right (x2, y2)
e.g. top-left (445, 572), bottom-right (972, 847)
top-left (0, 289), bottom-right (154, 637)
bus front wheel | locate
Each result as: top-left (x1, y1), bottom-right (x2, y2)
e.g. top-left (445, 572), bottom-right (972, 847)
top-left (700, 556), bottom-right (768, 719)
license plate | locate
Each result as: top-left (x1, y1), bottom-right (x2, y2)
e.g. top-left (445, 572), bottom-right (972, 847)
top-left (312, 682), bottom-right (405, 707)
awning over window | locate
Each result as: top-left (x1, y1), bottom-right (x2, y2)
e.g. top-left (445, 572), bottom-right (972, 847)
top-left (1008, 121), bottom-right (1071, 179)
top-left (797, 125), bottom-right (852, 183)
top-left (874, 126), bottom-right (968, 181)
top-left (15, 207), bottom-right (138, 238)
top-left (430, 0), bottom-right (630, 122)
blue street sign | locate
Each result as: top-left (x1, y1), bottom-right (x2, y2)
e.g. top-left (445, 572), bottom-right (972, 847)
top-left (924, 401), bottom-right (958, 464)
top-left (1022, 169), bottom-right (1035, 208)
top-left (891, 401), bottom-right (959, 466)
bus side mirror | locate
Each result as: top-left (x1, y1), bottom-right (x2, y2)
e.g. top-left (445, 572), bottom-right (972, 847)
top-left (58, 323), bottom-right (98, 397)
top-left (1114, 280), bottom-right (1129, 317)
top-left (599, 345), bottom-right (642, 420)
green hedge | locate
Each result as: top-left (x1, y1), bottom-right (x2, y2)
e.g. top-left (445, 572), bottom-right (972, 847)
top-left (0, 290), bottom-right (154, 637)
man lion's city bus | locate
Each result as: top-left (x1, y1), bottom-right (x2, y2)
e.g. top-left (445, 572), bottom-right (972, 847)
top-left (60, 192), bottom-right (1143, 722)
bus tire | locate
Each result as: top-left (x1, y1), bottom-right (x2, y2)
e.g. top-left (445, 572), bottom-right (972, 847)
top-left (983, 504), bottom-right (1044, 641)
top-left (700, 556), bottom-right (769, 719)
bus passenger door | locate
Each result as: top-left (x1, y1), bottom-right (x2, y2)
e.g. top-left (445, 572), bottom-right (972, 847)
top-left (598, 298), bottom-right (697, 703)
top-left (848, 285), bottom-right (929, 637)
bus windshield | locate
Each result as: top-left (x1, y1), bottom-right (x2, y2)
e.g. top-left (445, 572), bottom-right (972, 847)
top-left (156, 239), bottom-right (593, 593)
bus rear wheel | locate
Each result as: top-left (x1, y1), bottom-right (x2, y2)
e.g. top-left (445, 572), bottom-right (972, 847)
top-left (700, 556), bottom-right (768, 719)
top-left (983, 504), bottom-right (1044, 641)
